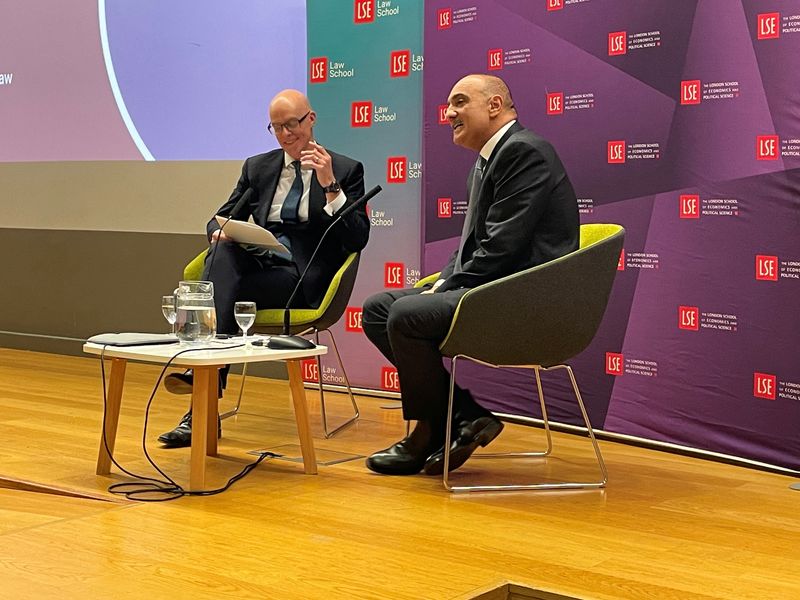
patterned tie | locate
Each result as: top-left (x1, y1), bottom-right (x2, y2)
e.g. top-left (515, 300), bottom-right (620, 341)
top-left (280, 160), bottom-right (303, 223)
top-left (453, 157), bottom-right (486, 274)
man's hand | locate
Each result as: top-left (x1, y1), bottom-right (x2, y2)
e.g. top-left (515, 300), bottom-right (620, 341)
top-left (301, 141), bottom-right (335, 193)
top-left (211, 229), bottom-right (231, 242)
top-left (420, 279), bottom-right (446, 295)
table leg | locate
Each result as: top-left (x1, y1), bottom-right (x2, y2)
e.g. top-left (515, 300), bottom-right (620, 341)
top-left (189, 366), bottom-right (216, 490)
top-left (96, 358), bottom-right (127, 475)
top-left (286, 359), bottom-right (318, 475)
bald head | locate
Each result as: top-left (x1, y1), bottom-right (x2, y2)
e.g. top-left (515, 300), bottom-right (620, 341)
top-left (268, 89), bottom-right (316, 160)
top-left (445, 74), bottom-right (517, 151)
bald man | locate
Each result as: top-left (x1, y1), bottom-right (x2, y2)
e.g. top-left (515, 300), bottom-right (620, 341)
top-left (363, 74), bottom-right (579, 476)
top-left (159, 89), bottom-right (369, 447)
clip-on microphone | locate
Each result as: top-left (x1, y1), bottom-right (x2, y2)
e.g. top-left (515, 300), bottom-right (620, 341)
top-left (267, 185), bottom-right (382, 350)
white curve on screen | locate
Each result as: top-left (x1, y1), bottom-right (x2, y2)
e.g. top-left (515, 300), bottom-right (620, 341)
top-left (98, 0), bottom-right (155, 161)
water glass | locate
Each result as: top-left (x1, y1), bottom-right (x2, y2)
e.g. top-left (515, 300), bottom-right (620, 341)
top-left (234, 301), bottom-right (257, 343)
top-left (161, 294), bottom-right (176, 334)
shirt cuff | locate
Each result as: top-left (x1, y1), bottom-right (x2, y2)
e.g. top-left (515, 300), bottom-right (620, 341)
top-left (323, 191), bottom-right (347, 216)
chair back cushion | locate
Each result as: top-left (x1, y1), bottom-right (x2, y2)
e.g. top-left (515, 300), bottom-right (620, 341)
top-left (439, 224), bottom-right (624, 366)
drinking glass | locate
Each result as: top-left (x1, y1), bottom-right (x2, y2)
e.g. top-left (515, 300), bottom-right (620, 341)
top-left (161, 294), bottom-right (176, 334)
top-left (234, 301), bottom-right (257, 343)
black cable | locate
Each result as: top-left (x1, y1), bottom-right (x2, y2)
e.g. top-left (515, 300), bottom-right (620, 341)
top-left (96, 343), bottom-right (281, 502)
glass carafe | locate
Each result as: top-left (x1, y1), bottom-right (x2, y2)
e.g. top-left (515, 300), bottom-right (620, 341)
top-left (175, 280), bottom-right (217, 343)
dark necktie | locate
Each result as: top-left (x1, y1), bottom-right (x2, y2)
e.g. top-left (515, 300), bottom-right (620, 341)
top-left (280, 160), bottom-right (303, 224)
top-left (453, 157), bottom-right (486, 274)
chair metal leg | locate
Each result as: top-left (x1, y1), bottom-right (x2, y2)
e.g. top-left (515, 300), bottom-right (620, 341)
top-left (443, 356), bottom-right (608, 493)
top-left (220, 362), bottom-right (247, 420)
top-left (318, 329), bottom-right (360, 438)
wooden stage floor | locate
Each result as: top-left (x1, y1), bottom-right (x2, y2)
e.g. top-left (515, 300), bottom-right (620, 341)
top-left (0, 348), bottom-right (798, 599)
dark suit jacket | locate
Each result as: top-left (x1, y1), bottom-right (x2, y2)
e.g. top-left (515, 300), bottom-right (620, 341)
top-left (207, 149), bottom-right (369, 306)
top-left (437, 122), bottom-right (579, 292)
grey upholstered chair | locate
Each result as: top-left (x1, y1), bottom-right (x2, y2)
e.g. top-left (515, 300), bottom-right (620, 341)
top-left (183, 252), bottom-right (362, 438)
top-left (428, 223), bottom-right (625, 492)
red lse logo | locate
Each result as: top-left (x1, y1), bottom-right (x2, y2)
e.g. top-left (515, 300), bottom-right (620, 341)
top-left (678, 306), bottom-right (699, 331)
top-left (754, 372), bottom-right (776, 400)
top-left (384, 262), bottom-right (404, 288)
top-left (547, 0), bottom-right (564, 11)
top-left (438, 104), bottom-right (449, 125)
top-left (755, 255), bottom-right (778, 281)
top-left (679, 194), bottom-right (700, 219)
top-left (309, 57), bottom-right (327, 83)
top-left (605, 352), bottom-right (624, 376)
top-left (437, 8), bottom-right (452, 30)
top-left (381, 366), bottom-right (401, 391)
top-left (354, 0), bottom-right (375, 23)
top-left (488, 48), bottom-right (503, 70)
top-left (617, 248), bottom-right (625, 271)
top-left (608, 31), bottom-right (626, 56)
top-left (546, 92), bottom-right (563, 115)
top-left (351, 101), bottom-right (372, 128)
top-left (437, 197), bottom-right (452, 218)
top-left (756, 135), bottom-right (778, 160)
top-left (680, 80), bottom-right (701, 105)
top-left (387, 156), bottom-right (407, 183)
top-left (390, 50), bottom-right (411, 77)
top-left (345, 307), bottom-right (363, 332)
top-left (608, 140), bottom-right (625, 164)
top-left (302, 359), bottom-right (319, 383)
top-left (757, 13), bottom-right (780, 39)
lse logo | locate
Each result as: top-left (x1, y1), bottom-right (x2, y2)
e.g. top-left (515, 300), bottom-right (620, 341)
top-left (680, 80), bottom-right (701, 105)
top-left (547, 0), bottom-right (564, 11)
top-left (345, 307), bottom-right (363, 332)
top-left (678, 306), bottom-right (699, 331)
top-left (679, 194), bottom-right (700, 219)
top-left (546, 92), bottom-right (564, 115)
top-left (488, 48), bottom-right (503, 71)
top-left (384, 262), bottom-right (404, 288)
top-left (617, 248), bottom-right (625, 271)
top-left (605, 352), bottom-right (624, 376)
top-left (354, 0), bottom-right (375, 23)
top-left (438, 8), bottom-right (452, 30)
top-left (755, 255), bottom-right (778, 281)
top-left (381, 367), bottom-right (401, 392)
top-left (390, 50), bottom-right (411, 77)
top-left (309, 57), bottom-right (327, 83)
top-left (753, 372), bottom-right (776, 400)
top-left (756, 135), bottom-right (779, 160)
top-left (608, 140), bottom-right (625, 164)
top-left (757, 13), bottom-right (780, 39)
top-left (301, 359), bottom-right (319, 383)
top-left (387, 156), bottom-right (407, 183)
top-left (608, 31), bottom-right (627, 56)
top-left (437, 197), bottom-right (452, 218)
top-left (438, 104), bottom-right (449, 124)
top-left (351, 101), bottom-right (372, 128)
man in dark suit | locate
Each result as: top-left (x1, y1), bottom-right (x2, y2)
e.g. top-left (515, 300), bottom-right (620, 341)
top-left (159, 89), bottom-right (369, 447)
top-left (362, 74), bottom-right (578, 475)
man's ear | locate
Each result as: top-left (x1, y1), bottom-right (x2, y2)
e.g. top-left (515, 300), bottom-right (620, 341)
top-left (487, 94), bottom-right (503, 117)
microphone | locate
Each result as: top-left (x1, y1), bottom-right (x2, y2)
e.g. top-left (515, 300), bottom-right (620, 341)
top-left (268, 185), bottom-right (382, 350)
top-left (204, 188), bottom-right (254, 280)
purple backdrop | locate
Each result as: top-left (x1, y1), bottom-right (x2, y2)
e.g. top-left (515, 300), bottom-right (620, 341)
top-left (424, 0), bottom-right (800, 470)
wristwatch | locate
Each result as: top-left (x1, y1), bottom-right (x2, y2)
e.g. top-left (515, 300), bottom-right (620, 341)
top-left (322, 180), bottom-right (341, 194)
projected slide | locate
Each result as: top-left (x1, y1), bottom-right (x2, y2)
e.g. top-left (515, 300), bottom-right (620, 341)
top-left (0, 0), bottom-right (307, 162)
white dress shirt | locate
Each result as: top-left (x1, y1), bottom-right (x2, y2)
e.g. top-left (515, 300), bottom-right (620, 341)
top-left (268, 152), bottom-right (347, 222)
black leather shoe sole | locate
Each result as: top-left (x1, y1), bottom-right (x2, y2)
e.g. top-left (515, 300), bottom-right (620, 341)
top-left (423, 417), bottom-right (504, 476)
top-left (164, 372), bottom-right (193, 395)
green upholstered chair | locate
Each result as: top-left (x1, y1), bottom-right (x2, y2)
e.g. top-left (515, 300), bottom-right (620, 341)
top-left (432, 223), bottom-right (625, 492)
top-left (184, 251), bottom-right (361, 438)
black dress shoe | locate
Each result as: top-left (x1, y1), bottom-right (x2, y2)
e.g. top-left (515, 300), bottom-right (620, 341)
top-left (423, 414), bottom-right (504, 476)
top-left (164, 369), bottom-right (224, 398)
top-left (157, 411), bottom-right (222, 448)
top-left (366, 420), bottom-right (444, 476)
top-left (164, 370), bottom-right (194, 394)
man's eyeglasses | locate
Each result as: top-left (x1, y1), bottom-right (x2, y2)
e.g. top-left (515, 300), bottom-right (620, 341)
top-left (267, 111), bottom-right (311, 135)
